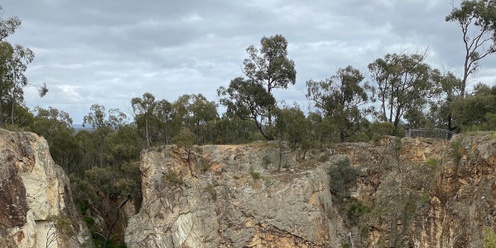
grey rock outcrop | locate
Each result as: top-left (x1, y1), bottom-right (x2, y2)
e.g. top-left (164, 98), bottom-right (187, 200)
top-left (126, 134), bottom-right (496, 247)
top-left (0, 129), bottom-right (92, 248)
top-left (126, 145), bottom-right (347, 247)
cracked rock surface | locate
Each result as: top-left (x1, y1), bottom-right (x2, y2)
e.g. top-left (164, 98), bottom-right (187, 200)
top-left (125, 144), bottom-right (347, 247)
top-left (0, 129), bottom-right (92, 248)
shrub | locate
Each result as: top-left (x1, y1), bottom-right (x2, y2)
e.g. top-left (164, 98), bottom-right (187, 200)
top-left (262, 155), bottom-right (271, 168)
top-left (345, 197), bottom-right (371, 225)
top-left (204, 184), bottom-right (217, 201)
top-left (329, 157), bottom-right (357, 200)
top-left (165, 170), bottom-right (184, 186)
top-left (319, 152), bottom-right (330, 163)
top-left (484, 227), bottom-right (496, 248)
top-left (450, 137), bottom-right (463, 162)
top-left (426, 158), bottom-right (438, 168)
top-left (249, 166), bottom-right (261, 180)
top-left (200, 159), bottom-right (211, 172)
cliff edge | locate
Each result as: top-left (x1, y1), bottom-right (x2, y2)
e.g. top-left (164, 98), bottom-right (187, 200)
top-left (0, 129), bottom-right (92, 248)
top-left (125, 134), bottom-right (496, 247)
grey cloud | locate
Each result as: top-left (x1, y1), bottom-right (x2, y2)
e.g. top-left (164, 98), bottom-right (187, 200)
top-left (2, 0), bottom-right (496, 123)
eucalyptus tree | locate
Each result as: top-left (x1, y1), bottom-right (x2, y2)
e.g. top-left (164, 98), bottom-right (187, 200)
top-left (83, 104), bottom-right (127, 167)
top-left (274, 105), bottom-right (311, 167)
top-left (131, 92), bottom-right (157, 147)
top-left (451, 83), bottom-right (496, 129)
top-left (306, 66), bottom-right (371, 142)
top-left (0, 7), bottom-right (47, 126)
top-left (243, 34), bottom-right (296, 127)
top-left (155, 99), bottom-right (176, 144)
top-left (172, 94), bottom-right (218, 145)
top-left (219, 35), bottom-right (296, 140)
top-left (427, 72), bottom-right (463, 131)
top-left (368, 53), bottom-right (441, 132)
top-left (218, 77), bottom-right (276, 140)
top-left (446, 0), bottom-right (496, 97)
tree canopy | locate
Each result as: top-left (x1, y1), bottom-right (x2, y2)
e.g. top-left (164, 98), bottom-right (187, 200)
top-left (446, 0), bottom-right (496, 97)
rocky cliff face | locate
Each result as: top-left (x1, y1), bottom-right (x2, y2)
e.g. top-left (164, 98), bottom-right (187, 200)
top-left (125, 134), bottom-right (496, 247)
top-left (126, 144), bottom-right (348, 247)
top-left (0, 129), bottom-right (92, 248)
top-left (414, 133), bottom-right (496, 248)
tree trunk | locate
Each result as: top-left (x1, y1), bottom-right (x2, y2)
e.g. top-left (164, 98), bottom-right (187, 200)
top-left (185, 148), bottom-right (196, 178)
top-left (10, 96), bottom-right (15, 125)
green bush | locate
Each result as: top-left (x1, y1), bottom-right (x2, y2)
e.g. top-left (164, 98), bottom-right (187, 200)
top-left (249, 166), bottom-right (261, 180)
top-left (329, 157), bottom-right (357, 200)
top-left (426, 158), bottom-right (438, 168)
top-left (165, 170), bottom-right (184, 186)
top-left (346, 198), bottom-right (371, 225)
top-left (262, 155), bottom-right (271, 168)
top-left (200, 159), bottom-right (212, 172)
top-left (450, 137), bottom-right (463, 162)
top-left (84, 216), bottom-right (95, 226)
top-left (484, 227), bottom-right (496, 248)
top-left (319, 152), bottom-right (330, 163)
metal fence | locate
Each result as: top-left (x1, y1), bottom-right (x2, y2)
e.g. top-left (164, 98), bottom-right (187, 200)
top-left (405, 128), bottom-right (454, 140)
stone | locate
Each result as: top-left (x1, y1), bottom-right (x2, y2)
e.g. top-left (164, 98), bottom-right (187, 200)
top-left (0, 129), bottom-right (92, 248)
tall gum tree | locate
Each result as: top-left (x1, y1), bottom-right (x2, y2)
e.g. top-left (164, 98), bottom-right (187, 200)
top-left (218, 77), bottom-right (275, 140)
top-left (446, 0), bottom-right (496, 97)
top-left (0, 6), bottom-right (47, 127)
top-left (306, 66), bottom-right (371, 142)
top-left (242, 34), bottom-right (296, 127)
top-left (368, 53), bottom-right (441, 131)
top-left (131, 92), bottom-right (157, 147)
top-left (219, 34), bottom-right (296, 140)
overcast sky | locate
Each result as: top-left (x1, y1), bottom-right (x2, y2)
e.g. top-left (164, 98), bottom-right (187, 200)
top-left (2, 0), bottom-right (496, 124)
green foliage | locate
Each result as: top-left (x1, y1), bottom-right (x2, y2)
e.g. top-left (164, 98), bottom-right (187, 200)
top-left (275, 105), bottom-right (311, 148)
top-left (165, 170), bottom-right (184, 187)
top-left (319, 153), bottom-right (330, 163)
top-left (368, 52), bottom-right (441, 130)
top-left (446, 0), bottom-right (496, 97)
top-left (131, 92), bottom-right (157, 147)
top-left (173, 127), bottom-right (196, 149)
top-left (45, 215), bottom-right (75, 247)
top-left (0, 10), bottom-right (46, 127)
top-left (368, 121), bottom-right (396, 142)
top-left (450, 136), bottom-right (463, 162)
top-left (200, 159), bottom-right (212, 172)
top-left (419, 191), bottom-right (430, 206)
top-left (212, 116), bottom-right (260, 144)
top-left (218, 34), bottom-right (296, 140)
top-left (262, 155), bottom-right (271, 168)
top-left (427, 158), bottom-right (438, 168)
top-left (249, 166), bottom-right (261, 180)
top-left (452, 84), bottom-right (496, 130)
top-left (172, 94), bottom-right (218, 145)
top-left (28, 107), bottom-right (83, 174)
top-left (344, 197), bottom-right (371, 225)
top-left (484, 227), bottom-right (496, 248)
top-left (329, 157), bottom-right (357, 200)
top-left (218, 77), bottom-right (276, 140)
top-left (306, 65), bottom-right (371, 143)
top-left (84, 216), bottom-right (95, 226)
